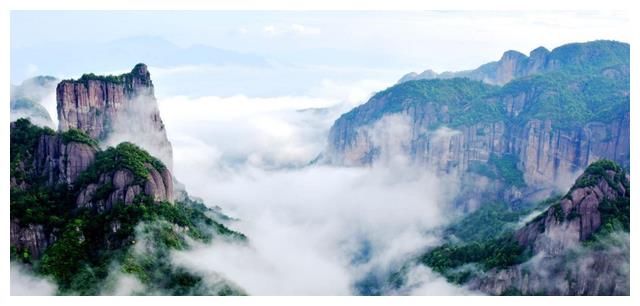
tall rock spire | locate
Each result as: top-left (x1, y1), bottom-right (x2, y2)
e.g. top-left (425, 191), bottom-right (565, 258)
top-left (56, 63), bottom-right (173, 169)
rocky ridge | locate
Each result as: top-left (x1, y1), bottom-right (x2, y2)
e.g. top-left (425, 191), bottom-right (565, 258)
top-left (398, 40), bottom-right (629, 85)
top-left (327, 40), bottom-right (630, 196)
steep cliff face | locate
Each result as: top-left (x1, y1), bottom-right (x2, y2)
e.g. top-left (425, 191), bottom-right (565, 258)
top-left (470, 160), bottom-right (630, 295)
top-left (57, 63), bottom-right (173, 169)
top-left (10, 221), bottom-right (55, 260)
top-left (33, 133), bottom-right (98, 187)
top-left (327, 41), bottom-right (630, 192)
top-left (509, 112), bottom-right (629, 187)
top-left (399, 40), bottom-right (629, 85)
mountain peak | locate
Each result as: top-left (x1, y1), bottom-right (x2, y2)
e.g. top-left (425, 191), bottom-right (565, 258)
top-left (529, 46), bottom-right (550, 58)
top-left (131, 63), bottom-right (149, 77)
top-left (500, 50), bottom-right (526, 60)
top-left (396, 40), bottom-right (629, 86)
top-left (572, 159), bottom-right (628, 193)
top-left (57, 64), bottom-right (173, 169)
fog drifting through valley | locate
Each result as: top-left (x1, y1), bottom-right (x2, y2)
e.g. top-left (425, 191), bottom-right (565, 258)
top-left (156, 86), bottom-right (478, 295)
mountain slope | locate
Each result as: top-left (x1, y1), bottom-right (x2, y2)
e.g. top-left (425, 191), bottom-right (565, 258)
top-left (10, 118), bottom-right (245, 295)
top-left (327, 40), bottom-right (629, 194)
top-left (416, 159), bottom-right (630, 295)
top-left (10, 64), bottom-right (247, 295)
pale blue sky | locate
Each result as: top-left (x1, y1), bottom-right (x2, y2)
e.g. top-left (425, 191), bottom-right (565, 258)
top-left (11, 11), bottom-right (629, 96)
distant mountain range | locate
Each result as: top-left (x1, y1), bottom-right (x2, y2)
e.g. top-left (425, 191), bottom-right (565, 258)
top-left (398, 40), bottom-right (629, 85)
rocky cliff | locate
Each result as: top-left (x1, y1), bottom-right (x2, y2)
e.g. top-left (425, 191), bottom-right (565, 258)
top-left (11, 62), bottom-right (244, 294)
top-left (33, 133), bottom-right (98, 187)
top-left (469, 160), bottom-right (630, 295)
top-left (327, 40), bottom-right (630, 194)
top-left (513, 160), bottom-right (629, 255)
top-left (10, 221), bottom-right (54, 260)
top-left (74, 143), bottom-right (174, 212)
top-left (398, 40), bottom-right (629, 85)
top-left (57, 63), bottom-right (173, 169)
top-left (10, 119), bottom-right (174, 260)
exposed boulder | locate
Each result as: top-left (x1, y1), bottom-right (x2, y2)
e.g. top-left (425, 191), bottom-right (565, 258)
top-left (75, 143), bottom-right (174, 211)
top-left (75, 164), bottom-right (173, 211)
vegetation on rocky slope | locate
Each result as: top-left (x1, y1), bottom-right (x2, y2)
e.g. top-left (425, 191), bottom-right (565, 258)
top-left (35, 196), bottom-right (245, 295)
top-left (61, 128), bottom-right (100, 148)
top-left (10, 118), bottom-right (55, 183)
top-left (10, 119), bottom-right (245, 295)
top-left (75, 142), bottom-right (166, 187)
top-left (414, 159), bottom-right (630, 290)
top-left (501, 70), bottom-right (629, 130)
top-left (468, 154), bottom-right (526, 188)
top-left (338, 41), bottom-right (629, 133)
top-left (339, 78), bottom-right (500, 128)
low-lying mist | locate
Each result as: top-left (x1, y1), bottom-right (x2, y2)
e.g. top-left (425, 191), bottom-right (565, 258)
top-left (157, 91), bottom-right (476, 295)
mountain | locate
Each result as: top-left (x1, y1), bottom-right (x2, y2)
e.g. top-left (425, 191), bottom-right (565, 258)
top-left (10, 65), bottom-right (246, 295)
top-left (57, 63), bottom-right (174, 170)
top-left (398, 40), bottom-right (630, 85)
top-left (10, 76), bottom-right (58, 127)
top-left (416, 159), bottom-right (630, 295)
top-left (327, 40), bottom-right (630, 200)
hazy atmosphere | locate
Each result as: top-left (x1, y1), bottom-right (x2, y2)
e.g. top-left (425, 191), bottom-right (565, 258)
top-left (9, 10), bottom-right (631, 296)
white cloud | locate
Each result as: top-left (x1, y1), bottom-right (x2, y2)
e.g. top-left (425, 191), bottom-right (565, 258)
top-left (157, 94), bottom-right (339, 175)
top-left (10, 262), bottom-right (58, 296)
top-left (291, 24), bottom-right (321, 35)
top-left (171, 163), bottom-right (461, 295)
top-left (101, 272), bottom-right (147, 296)
top-left (308, 78), bottom-right (390, 107)
top-left (263, 25), bottom-right (278, 36)
top-left (156, 87), bottom-right (466, 295)
top-left (144, 58), bottom-right (491, 295)
top-left (261, 24), bottom-right (321, 37)
top-left (25, 64), bottom-right (39, 77)
top-left (399, 264), bottom-right (480, 295)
